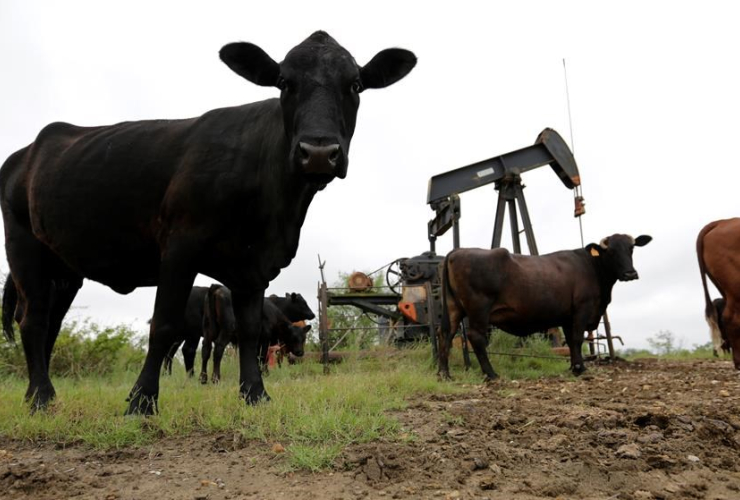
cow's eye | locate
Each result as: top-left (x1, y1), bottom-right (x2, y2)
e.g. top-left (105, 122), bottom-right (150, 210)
top-left (351, 80), bottom-right (363, 93)
top-left (277, 77), bottom-right (288, 91)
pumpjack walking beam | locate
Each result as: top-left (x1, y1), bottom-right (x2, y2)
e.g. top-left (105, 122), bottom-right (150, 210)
top-left (427, 128), bottom-right (580, 251)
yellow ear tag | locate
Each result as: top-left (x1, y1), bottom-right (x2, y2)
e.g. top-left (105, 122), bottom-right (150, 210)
top-left (590, 247), bottom-right (600, 257)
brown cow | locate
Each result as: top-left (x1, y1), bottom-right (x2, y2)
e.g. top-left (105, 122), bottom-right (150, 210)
top-left (697, 218), bottom-right (740, 368)
top-left (438, 234), bottom-right (652, 380)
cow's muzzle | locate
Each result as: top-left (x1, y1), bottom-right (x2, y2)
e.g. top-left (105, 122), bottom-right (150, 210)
top-left (298, 142), bottom-right (345, 180)
top-left (620, 271), bottom-right (639, 281)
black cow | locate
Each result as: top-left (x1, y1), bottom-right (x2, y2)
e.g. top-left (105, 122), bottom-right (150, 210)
top-left (268, 293), bottom-right (316, 323)
top-left (0, 31), bottom-right (415, 414)
top-left (438, 234), bottom-right (652, 380)
top-left (163, 290), bottom-right (314, 375)
top-left (200, 285), bottom-right (310, 384)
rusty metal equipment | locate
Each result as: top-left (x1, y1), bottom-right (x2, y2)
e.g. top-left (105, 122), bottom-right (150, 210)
top-left (347, 271), bottom-right (374, 292)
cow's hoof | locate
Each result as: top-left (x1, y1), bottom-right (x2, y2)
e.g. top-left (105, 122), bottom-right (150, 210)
top-left (124, 393), bottom-right (158, 416)
top-left (437, 371), bottom-right (453, 382)
top-left (241, 390), bottom-right (270, 406)
top-left (25, 385), bottom-right (56, 414)
top-left (483, 374), bottom-right (500, 384)
top-left (199, 373), bottom-right (208, 385)
top-left (571, 363), bottom-right (587, 376)
top-left (211, 377), bottom-right (220, 385)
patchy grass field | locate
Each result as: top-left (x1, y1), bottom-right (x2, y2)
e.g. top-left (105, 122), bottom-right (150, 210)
top-left (0, 334), bottom-right (567, 472)
top-left (11, 334), bottom-right (740, 500)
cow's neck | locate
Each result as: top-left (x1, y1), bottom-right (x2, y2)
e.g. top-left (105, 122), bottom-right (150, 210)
top-left (589, 254), bottom-right (619, 314)
top-left (246, 108), bottom-right (322, 281)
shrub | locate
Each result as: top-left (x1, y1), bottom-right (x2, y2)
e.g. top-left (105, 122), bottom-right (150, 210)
top-left (0, 320), bottom-right (146, 378)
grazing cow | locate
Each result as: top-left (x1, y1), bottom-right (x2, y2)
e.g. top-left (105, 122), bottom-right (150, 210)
top-left (697, 218), bottom-right (740, 367)
top-left (163, 290), bottom-right (315, 375)
top-left (0, 31), bottom-right (416, 414)
top-left (200, 285), bottom-right (310, 384)
top-left (438, 234), bottom-right (652, 380)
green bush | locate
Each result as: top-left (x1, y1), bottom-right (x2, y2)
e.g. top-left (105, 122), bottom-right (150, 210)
top-left (0, 320), bottom-right (146, 378)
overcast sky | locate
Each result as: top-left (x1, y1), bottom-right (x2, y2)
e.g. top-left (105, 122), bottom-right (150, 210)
top-left (1, 1), bottom-right (738, 352)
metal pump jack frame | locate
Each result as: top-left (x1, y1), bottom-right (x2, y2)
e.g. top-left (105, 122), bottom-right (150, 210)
top-left (491, 174), bottom-right (538, 255)
top-left (426, 128), bottom-right (619, 360)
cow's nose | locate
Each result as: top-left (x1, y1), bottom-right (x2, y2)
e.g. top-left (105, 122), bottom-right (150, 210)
top-left (622, 271), bottom-right (639, 281)
top-left (299, 142), bottom-right (341, 175)
top-left (293, 348), bottom-right (304, 357)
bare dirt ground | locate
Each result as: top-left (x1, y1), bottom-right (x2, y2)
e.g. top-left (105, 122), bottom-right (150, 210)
top-left (3, 358), bottom-right (740, 500)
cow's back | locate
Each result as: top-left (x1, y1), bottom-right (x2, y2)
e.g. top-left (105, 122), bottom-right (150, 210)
top-left (699, 218), bottom-right (740, 298)
top-left (0, 100), bottom-right (285, 292)
top-left (447, 247), bottom-right (599, 335)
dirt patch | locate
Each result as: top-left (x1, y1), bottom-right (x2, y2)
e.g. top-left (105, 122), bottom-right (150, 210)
top-left (3, 359), bottom-right (740, 499)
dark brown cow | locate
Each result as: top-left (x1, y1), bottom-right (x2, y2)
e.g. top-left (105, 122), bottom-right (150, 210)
top-left (697, 218), bottom-right (740, 368)
top-left (438, 234), bottom-right (652, 380)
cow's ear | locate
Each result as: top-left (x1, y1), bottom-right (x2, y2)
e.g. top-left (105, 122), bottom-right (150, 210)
top-left (291, 292), bottom-right (297, 301)
top-left (585, 243), bottom-right (602, 257)
top-left (360, 49), bottom-right (417, 90)
top-left (303, 325), bottom-right (312, 333)
top-left (220, 42), bottom-right (280, 87)
top-left (634, 235), bottom-right (652, 247)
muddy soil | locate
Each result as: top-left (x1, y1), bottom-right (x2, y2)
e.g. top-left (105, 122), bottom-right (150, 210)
top-left (3, 359), bottom-right (740, 500)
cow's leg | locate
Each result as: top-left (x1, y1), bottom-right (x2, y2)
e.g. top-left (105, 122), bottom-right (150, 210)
top-left (563, 322), bottom-right (587, 375)
top-left (200, 338), bottom-right (212, 384)
top-left (467, 317), bottom-right (498, 381)
top-left (722, 301), bottom-right (740, 370)
top-left (15, 277), bottom-right (54, 410)
top-left (163, 340), bottom-right (183, 375)
top-left (211, 336), bottom-right (229, 384)
top-left (125, 245), bottom-right (196, 415)
top-left (437, 306), bottom-right (462, 381)
top-left (231, 290), bottom-right (268, 404)
top-left (181, 336), bottom-right (199, 377)
top-left (258, 329), bottom-right (270, 375)
top-left (45, 277), bottom-right (83, 369)
top-left (4, 218), bottom-right (69, 411)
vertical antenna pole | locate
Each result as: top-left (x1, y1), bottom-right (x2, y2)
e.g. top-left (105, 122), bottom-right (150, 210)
top-left (563, 58), bottom-right (586, 250)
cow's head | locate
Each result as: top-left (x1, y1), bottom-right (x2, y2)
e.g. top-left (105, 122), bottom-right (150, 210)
top-left (285, 292), bottom-right (316, 321)
top-left (220, 31), bottom-right (416, 184)
top-left (587, 234), bottom-right (652, 281)
top-left (283, 323), bottom-right (311, 357)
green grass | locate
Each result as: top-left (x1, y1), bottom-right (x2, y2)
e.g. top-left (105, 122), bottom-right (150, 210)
top-left (0, 335), bottom-right (568, 470)
top-left (620, 343), bottom-right (721, 362)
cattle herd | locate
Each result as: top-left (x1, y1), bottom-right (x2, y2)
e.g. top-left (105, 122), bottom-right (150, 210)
top-left (0, 31), bottom-right (735, 418)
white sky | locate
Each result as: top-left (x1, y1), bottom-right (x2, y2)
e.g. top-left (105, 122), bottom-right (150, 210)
top-left (1, 1), bottom-right (738, 351)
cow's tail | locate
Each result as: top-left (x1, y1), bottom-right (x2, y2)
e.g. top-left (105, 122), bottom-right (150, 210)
top-left (2, 274), bottom-right (18, 343)
top-left (697, 222), bottom-right (722, 353)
